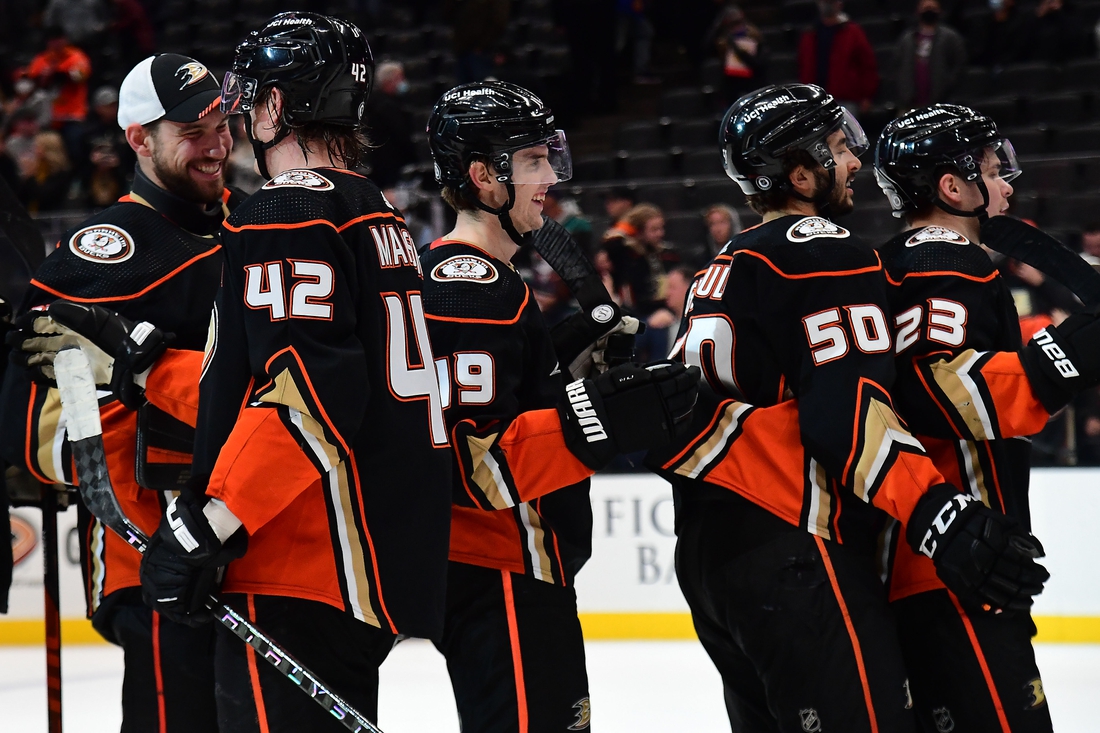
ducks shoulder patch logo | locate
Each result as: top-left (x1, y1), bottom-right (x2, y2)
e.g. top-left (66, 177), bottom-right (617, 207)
top-left (69, 224), bottom-right (135, 264)
top-left (431, 255), bottom-right (498, 284)
top-left (786, 217), bottom-right (850, 242)
top-left (262, 170), bottom-right (336, 191)
top-left (905, 226), bottom-right (970, 247)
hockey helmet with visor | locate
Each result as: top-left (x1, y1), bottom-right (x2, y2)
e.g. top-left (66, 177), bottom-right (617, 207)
top-left (721, 83), bottom-right (867, 207)
top-left (874, 104), bottom-right (1020, 219)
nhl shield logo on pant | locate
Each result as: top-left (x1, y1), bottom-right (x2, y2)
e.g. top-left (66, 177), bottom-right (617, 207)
top-left (799, 707), bottom-right (822, 732)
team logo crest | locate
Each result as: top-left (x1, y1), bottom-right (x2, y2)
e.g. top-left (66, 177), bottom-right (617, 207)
top-left (261, 169), bottom-right (335, 191)
top-left (431, 255), bottom-right (498, 284)
top-left (932, 707), bottom-right (955, 732)
top-left (905, 226), bottom-right (970, 247)
top-left (1024, 677), bottom-right (1046, 709)
top-left (10, 515), bottom-right (36, 566)
top-left (69, 224), bottom-right (135, 263)
top-left (567, 697), bottom-right (590, 730)
top-left (176, 61), bottom-right (209, 90)
top-left (799, 708), bottom-right (822, 732)
top-left (590, 304), bottom-right (616, 324)
top-left (786, 216), bottom-right (850, 242)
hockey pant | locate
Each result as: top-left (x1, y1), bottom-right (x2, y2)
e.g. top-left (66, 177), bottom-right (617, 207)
top-left (676, 499), bottom-right (917, 733)
top-left (213, 593), bottom-right (395, 733)
top-left (92, 587), bottom-right (218, 733)
top-left (434, 562), bottom-right (591, 733)
top-left (895, 588), bottom-right (1053, 733)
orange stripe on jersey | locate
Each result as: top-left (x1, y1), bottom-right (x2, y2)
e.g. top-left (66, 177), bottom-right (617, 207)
top-left (885, 269), bottom-right (998, 286)
top-left (336, 211), bottom-right (406, 233)
top-left (143, 349), bottom-right (204, 426)
top-left (223, 211), bottom-right (404, 234)
top-left (497, 409), bottom-right (593, 503)
top-left (948, 592), bottom-right (1012, 733)
top-left (30, 246), bottom-right (222, 304)
top-left (981, 351), bottom-right (1050, 438)
top-left (263, 347), bottom-right (351, 455)
top-left (245, 595), bottom-right (272, 733)
top-left (152, 612), bottom-right (166, 733)
top-left (733, 248), bottom-right (882, 280)
top-left (24, 383), bottom-right (52, 484)
top-left (502, 571), bottom-right (529, 733)
top-left (816, 536), bottom-right (879, 733)
top-left (425, 287), bottom-right (531, 326)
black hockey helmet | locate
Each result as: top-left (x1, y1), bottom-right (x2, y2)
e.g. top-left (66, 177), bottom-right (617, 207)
top-left (720, 83), bottom-right (867, 199)
top-left (220, 12), bottom-right (373, 177)
top-left (874, 104), bottom-right (1020, 219)
top-left (428, 81), bottom-right (571, 244)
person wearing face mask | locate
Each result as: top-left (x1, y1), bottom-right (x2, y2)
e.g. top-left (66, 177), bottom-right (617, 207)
top-left (1, 52), bottom-right (244, 732)
top-left (798, 0), bottom-right (878, 116)
top-left (873, 104), bottom-right (1085, 733)
top-left (364, 60), bottom-right (416, 190)
top-left (893, 0), bottom-right (967, 112)
top-left (422, 80), bottom-right (699, 732)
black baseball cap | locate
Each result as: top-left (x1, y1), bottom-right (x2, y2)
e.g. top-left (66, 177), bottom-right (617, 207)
top-left (117, 54), bottom-right (222, 129)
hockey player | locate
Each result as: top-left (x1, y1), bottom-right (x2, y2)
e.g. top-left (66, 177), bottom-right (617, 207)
top-left (650, 84), bottom-right (1048, 733)
top-left (874, 104), bottom-right (1100, 732)
top-left (135, 14), bottom-right (453, 730)
top-left (422, 80), bottom-right (699, 732)
top-left (1, 53), bottom-right (239, 732)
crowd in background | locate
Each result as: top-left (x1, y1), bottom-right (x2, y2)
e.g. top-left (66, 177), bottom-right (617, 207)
top-left (1, 0), bottom-right (1099, 464)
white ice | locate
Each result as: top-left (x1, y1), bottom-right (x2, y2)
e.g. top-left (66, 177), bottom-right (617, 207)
top-left (1, 640), bottom-right (1097, 731)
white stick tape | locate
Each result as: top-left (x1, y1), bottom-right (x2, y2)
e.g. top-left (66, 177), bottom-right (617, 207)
top-left (54, 347), bottom-right (104, 442)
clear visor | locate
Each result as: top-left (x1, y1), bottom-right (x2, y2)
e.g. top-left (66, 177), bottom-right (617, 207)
top-left (981, 139), bottom-right (1021, 183)
top-left (502, 130), bottom-right (573, 185)
top-left (831, 108), bottom-right (869, 159)
top-left (220, 71), bottom-right (258, 115)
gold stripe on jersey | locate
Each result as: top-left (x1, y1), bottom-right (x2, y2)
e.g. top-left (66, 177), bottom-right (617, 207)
top-left (36, 389), bottom-right (65, 484)
top-left (264, 368), bottom-right (380, 626)
top-left (520, 503), bottom-right (554, 583)
top-left (958, 439), bottom-right (990, 507)
top-left (673, 401), bottom-right (754, 479)
top-left (806, 459), bottom-right (832, 540)
top-left (465, 432), bottom-right (516, 510)
top-left (928, 351), bottom-right (995, 441)
top-left (853, 397), bottom-right (926, 502)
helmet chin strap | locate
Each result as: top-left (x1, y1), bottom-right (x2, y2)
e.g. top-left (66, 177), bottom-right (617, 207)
top-left (468, 180), bottom-right (534, 247)
top-left (789, 167), bottom-right (837, 217)
top-left (244, 111), bottom-right (292, 181)
top-left (933, 177), bottom-right (991, 222)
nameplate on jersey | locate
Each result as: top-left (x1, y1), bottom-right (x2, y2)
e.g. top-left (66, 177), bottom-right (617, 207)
top-left (905, 226), bottom-right (969, 247)
top-left (261, 169), bottom-right (335, 191)
top-left (786, 216), bottom-right (850, 242)
top-left (430, 255), bottom-right (499, 284)
top-left (69, 224), bottom-right (135, 264)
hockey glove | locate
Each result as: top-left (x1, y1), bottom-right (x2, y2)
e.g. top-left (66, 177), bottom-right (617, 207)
top-left (557, 314), bottom-right (644, 380)
top-left (48, 301), bottom-right (171, 409)
top-left (559, 360), bottom-right (700, 470)
top-left (140, 491), bottom-right (247, 627)
top-left (7, 308), bottom-right (113, 385)
top-left (1018, 308), bottom-right (1100, 413)
top-left (907, 484), bottom-right (1049, 614)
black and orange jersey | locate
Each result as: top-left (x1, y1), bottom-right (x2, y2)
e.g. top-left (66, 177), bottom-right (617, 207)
top-left (655, 215), bottom-right (947, 554)
top-left (193, 168), bottom-right (452, 641)
top-left (879, 225), bottom-right (1050, 601)
top-left (0, 170), bottom-right (237, 614)
top-left (420, 240), bottom-right (593, 586)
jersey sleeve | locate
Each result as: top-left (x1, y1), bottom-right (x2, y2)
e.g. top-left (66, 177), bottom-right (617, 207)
top-left (200, 220), bottom-right (371, 534)
top-left (142, 349), bottom-right (204, 427)
top-left (427, 293), bottom-right (592, 512)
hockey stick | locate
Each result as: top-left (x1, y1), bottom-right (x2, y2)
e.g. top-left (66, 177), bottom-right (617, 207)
top-left (52, 347), bottom-right (386, 733)
top-left (42, 484), bottom-right (62, 733)
top-left (981, 216), bottom-right (1100, 307)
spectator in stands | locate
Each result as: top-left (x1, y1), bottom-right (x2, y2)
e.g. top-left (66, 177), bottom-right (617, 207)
top-left (544, 188), bottom-right (594, 254)
top-left (445, 0), bottom-right (511, 83)
top-left (601, 203), bottom-right (681, 320)
top-left (969, 0), bottom-right (1029, 66)
top-left (3, 73), bottom-right (53, 129)
top-left (1026, 0), bottom-right (1084, 64)
top-left (365, 61), bottom-right (416, 190)
top-left (4, 109), bottom-right (41, 178)
top-left (684, 202), bottom-right (741, 269)
top-left (798, 0), bottom-right (878, 115)
top-left (1080, 222), bottom-right (1100, 263)
top-left (617, 0), bottom-right (659, 84)
top-left (638, 263), bottom-right (695, 361)
top-left (528, 253), bottom-right (575, 325)
top-left (26, 26), bottom-right (92, 163)
top-left (78, 86), bottom-right (134, 183)
top-left (42, 0), bottom-right (106, 47)
top-left (893, 0), bottom-right (967, 111)
top-left (603, 186), bottom-right (637, 224)
top-left (705, 4), bottom-right (766, 103)
top-left (18, 130), bottom-right (72, 213)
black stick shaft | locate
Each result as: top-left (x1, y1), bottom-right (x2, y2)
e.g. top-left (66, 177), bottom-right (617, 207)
top-left (42, 486), bottom-right (62, 733)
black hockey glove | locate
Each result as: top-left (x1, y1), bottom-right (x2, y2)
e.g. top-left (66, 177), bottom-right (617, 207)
top-left (1018, 308), bottom-right (1100, 413)
top-left (558, 360), bottom-right (700, 470)
top-left (554, 312), bottom-right (644, 380)
top-left (907, 484), bottom-right (1049, 614)
top-left (139, 492), bottom-right (247, 627)
top-left (48, 301), bottom-right (172, 409)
